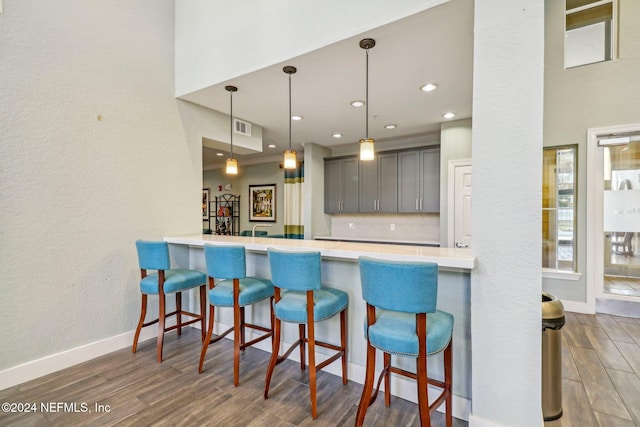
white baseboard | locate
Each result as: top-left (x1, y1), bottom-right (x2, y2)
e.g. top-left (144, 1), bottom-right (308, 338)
top-left (0, 327), bottom-right (156, 391)
top-left (560, 300), bottom-right (593, 314)
top-left (1, 321), bottom-right (471, 422)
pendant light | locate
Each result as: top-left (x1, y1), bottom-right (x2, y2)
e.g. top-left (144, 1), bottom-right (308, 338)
top-left (359, 38), bottom-right (376, 161)
top-left (283, 66), bottom-right (297, 169)
top-left (225, 85), bottom-right (238, 175)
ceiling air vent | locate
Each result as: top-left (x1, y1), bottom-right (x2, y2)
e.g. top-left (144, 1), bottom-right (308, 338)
top-left (234, 118), bottom-right (252, 137)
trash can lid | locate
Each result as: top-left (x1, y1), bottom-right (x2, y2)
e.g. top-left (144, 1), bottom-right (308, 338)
top-left (542, 292), bottom-right (565, 321)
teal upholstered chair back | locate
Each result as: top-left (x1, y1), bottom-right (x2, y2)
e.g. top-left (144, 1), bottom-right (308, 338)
top-left (136, 240), bottom-right (171, 271)
top-left (268, 248), bottom-right (322, 291)
top-left (359, 257), bottom-right (438, 314)
top-left (203, 244), bottom-right (247, 279)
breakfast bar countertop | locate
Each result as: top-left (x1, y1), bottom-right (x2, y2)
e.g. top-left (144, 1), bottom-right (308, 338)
top-left (164, 234), bottom-right (475, 270)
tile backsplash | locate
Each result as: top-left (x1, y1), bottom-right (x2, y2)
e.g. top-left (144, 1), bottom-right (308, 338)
top-left (329, 213), bottom-right (440, 243)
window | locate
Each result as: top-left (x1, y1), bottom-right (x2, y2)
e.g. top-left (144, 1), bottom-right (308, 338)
top-left (543, 146), bottom-right (577, 271)
top-left (565, 0), bottom-right (616, 69)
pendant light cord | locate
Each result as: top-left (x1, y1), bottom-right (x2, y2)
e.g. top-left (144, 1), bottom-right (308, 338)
top-left (365, 47), bottom-right (369, 140)
top-left (288, 72), bottom-right (292, 151)
top-left (229, 90), bottom-right (233, 158)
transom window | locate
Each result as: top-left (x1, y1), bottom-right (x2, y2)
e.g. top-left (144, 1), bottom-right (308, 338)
top-left (565, 0), bottom-right (616, 69)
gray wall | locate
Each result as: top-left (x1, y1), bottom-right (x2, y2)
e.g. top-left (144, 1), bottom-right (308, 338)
top-left (543, 0), bottom-right (640, 303)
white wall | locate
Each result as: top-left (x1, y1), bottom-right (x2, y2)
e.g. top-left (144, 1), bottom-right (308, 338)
top-left (543, 0), bottom-right (640, 304)
top-left (174, 0), bottom-right (450, 95)
top-left (470, 1), bottom-right (543, 426)
top-left (0, 0), bottom-right (203, 375)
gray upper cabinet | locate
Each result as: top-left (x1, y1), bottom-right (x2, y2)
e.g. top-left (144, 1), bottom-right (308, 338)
top-left (359, 152), bottom-right (398, 212)
top-left (398, 147), bottom-right (440, 213)
top-left (324, 157), bottom-right (359, 213)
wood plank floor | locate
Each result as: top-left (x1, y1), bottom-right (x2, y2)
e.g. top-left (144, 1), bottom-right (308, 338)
top-left (3, 312), bottom-right (638, 426)
top-left (0, 329), bottom-right (465, 426)
top-left (545, 312), bottom-right (640, 427)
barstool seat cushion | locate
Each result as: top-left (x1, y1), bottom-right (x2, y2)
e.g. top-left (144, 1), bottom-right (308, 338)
top-left (366, 309), bottom-right (453, 356)
top-left (209, 277), bottom-right (274, 307)
top-left (275, 287), bottom-right (348, 323)
top-left (140, 269), bottom-right (207, 295)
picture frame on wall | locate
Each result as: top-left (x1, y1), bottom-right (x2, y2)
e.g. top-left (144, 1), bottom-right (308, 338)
top-left (202, 188), bottom-right (210, 220)
top-left (249, 184), bottom-right (276, 222)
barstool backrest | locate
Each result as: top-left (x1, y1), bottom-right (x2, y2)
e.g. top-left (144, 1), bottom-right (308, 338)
top-left (359, 256), bottom-right (438, 314)
top-left (204, 244), bottom-right (247, 279)
top-left (136, 240), bottom-right (170, 271)
top-left (268, 248), bottom-right (321, 291)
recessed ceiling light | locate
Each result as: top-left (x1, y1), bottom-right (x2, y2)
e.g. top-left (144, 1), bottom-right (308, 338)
top-left (332, 133), bottom-right (343, 138)
top-left (442, 112), bottom-right (456, 119)
top-left (384, 124), bottom-right (397, 129)
top-left (420, 83), bottom-right (439, 92)
top-left (351, 100), bottom-right (365, 107)
top-left (267, 144), bottom-right (276, 148)
top-left (291, 115), bottom-right (303, 121)
top-left (216, 152), bottom-right (224, 156)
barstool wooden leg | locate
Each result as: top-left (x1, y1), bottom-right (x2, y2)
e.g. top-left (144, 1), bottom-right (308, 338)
top-left (416, 313), bottom-right (431, 427)
top-left (132, 294), bottom-right (147, 353)
top-left (340, 308), bottom-right (348, 384)
top-left (157, 293), bottom-right (166, 363)
top-left (199, 285), bottom-right (206, 342)
top-left (198, 305), bottom-right (216, 373)
top-left (355, 341), bottom-right (376, 427)
top-left (299, 323), bottom-right (306, 371)
top-left (233, 278), bottom-right (241, 387)
top-left (445, 340), bottom-right (453, 427)
top-left (384, 352), bottom-right (391, 406)
top-left (264, 316), bottom-right (281, 399)
top-left (306, 292), bottom-right (317, 419)
top-left (176, 292), bottom-right (182, 336)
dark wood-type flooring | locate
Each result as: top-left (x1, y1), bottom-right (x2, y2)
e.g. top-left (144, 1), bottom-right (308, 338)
top-left (0, 329), bottom-right (465, 426)
top-left (3, 311), bottom-right (639, 426)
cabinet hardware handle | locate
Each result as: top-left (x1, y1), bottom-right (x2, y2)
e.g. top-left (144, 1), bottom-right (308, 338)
top-left (416, 199), bottom-right (419, 211)
top-left (419, 199), bottom-right (423, 210)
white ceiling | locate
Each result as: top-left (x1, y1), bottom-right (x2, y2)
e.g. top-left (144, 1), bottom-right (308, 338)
top-left (179, 0), bottom-right (474, 170)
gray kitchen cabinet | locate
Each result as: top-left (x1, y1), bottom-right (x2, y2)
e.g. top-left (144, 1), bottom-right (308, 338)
top-left (398, 147), bottom-right (440, 213)
top-left (324, 157), bottom-right (359, 213)
top-left (359, 152), bottom-right (398, 213)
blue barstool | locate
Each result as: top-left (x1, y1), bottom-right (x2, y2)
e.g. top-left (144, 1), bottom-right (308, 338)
top-left (264, 248), bottom-right (349, 419)
top-left (199, 244), bottom-right (274, 386)
top-left (133, 240), bottom-right (207, 363)
top-left (356, 257), bottom-right (453, 427)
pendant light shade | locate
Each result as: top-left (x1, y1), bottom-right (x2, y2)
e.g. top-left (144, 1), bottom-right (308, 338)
top-left (225, 85), bottom-right (238, 175)
top-left (283, 66), bottom-right (297, 169)
top-left (359, 38), bottom-right (376, 161)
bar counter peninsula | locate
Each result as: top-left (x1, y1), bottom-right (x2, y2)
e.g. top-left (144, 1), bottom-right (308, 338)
top-left (164, 234), bottom-right (475, 420)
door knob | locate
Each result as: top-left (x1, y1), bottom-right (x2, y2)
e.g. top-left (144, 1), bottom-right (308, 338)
top-left (455, 242), bottom-right (469, 248)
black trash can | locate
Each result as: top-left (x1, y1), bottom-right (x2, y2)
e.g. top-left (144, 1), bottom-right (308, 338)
top-left (542, 292), bottom-right (565, 421)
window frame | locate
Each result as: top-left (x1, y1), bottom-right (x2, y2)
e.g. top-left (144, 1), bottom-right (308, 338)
top-left (543, 145), bottom-right (578, 275)
top-left (564, 0), bottom-right (618, 69)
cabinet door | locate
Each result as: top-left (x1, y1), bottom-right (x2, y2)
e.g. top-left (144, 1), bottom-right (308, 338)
top-left (420, 148), bottom-right (440, 212)
top-left (359, 158), bottom-right (378, 212)
top-left (398, 151), bottom-right (420, 212)
top-left (377, 152), bottom-right (398, 212)
top-left (324, 159), bottom-right (342, 213)
top-left (342, 157), bottom-right (360, 212)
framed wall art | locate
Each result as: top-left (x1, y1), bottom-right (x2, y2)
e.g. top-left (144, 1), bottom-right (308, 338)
top-left (249, 184), bottom-right (276, 222)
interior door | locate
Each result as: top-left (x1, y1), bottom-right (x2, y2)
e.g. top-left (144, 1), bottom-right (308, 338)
top-left (448, 160), bottom-right (472, 248)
